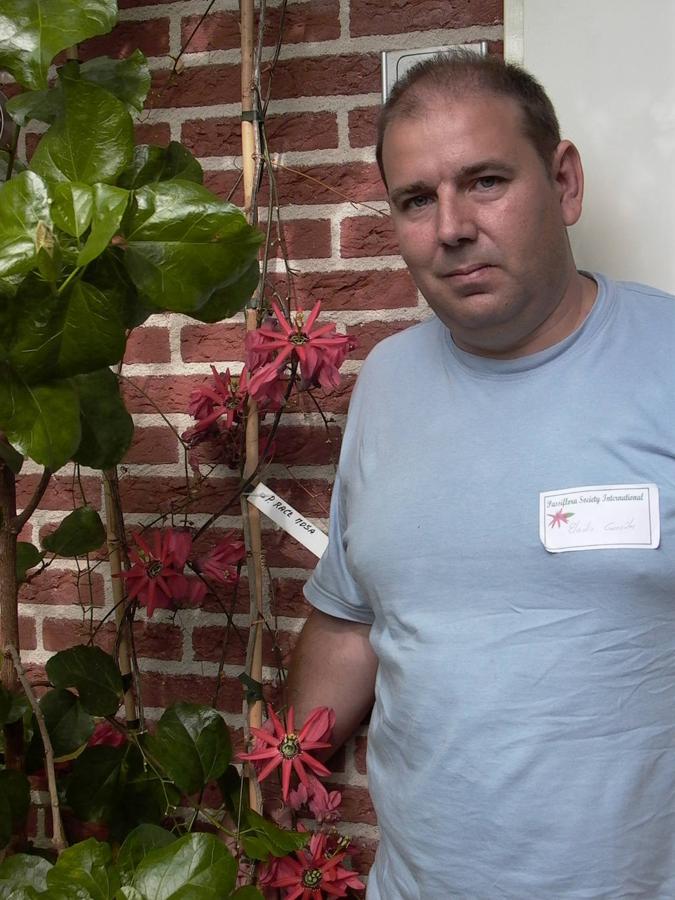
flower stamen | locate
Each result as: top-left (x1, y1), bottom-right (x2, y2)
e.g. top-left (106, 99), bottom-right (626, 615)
top-left (278, 732), bottom-right (301, 759)
top-left (301, 866), bottom-right (323, 889)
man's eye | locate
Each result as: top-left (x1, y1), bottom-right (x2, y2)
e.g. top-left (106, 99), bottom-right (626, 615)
top-left (475, 176), bottom-right (501, 190)
top-left (406, 195), bottom-right (430, 209)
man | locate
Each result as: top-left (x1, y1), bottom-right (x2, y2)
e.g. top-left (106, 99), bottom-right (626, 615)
top-left (289, 51), bottom-right (675, 898)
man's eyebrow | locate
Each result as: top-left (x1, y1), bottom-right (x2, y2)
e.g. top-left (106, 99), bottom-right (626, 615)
top-left (458, 160), bottom-right (516, 179)
top-left (389, 181), bottom-right (433, 205)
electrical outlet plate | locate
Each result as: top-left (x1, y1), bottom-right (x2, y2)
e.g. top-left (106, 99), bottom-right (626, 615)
top-left (381, 41), bottom-right (488, 102)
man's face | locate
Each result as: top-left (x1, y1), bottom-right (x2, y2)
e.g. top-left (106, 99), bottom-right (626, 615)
top-left (381, 91), bottom-right (583, 357)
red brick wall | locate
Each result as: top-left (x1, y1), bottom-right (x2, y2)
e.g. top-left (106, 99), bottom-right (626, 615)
top-left (17, 0), bottom-right (503, 860)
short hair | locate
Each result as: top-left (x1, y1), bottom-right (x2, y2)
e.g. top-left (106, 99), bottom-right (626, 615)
top-left (376, 50), bottom-right (561, 184)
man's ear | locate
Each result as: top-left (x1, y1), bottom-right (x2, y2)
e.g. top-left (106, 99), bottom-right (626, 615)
top-left (551, 140), bottom-right (584, 227)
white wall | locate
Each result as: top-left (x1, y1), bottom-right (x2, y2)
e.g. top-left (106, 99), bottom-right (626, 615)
top-left (505, 0), bottom-right (675, 293)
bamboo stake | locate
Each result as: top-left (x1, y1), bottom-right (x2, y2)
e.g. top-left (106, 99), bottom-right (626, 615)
top-left (240, 0), bottom-right (266, 815)
top-left (103, 472), bottom-right (138, 729)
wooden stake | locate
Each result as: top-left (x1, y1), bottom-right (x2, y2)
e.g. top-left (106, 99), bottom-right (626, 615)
top-left (240, 0), bottom-right (266, 815)
top-left (103, 471), bottom-right (139, 729)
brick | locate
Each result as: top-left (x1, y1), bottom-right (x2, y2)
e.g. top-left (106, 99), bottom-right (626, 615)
top-left (348, 105), bottom-right (378, 149)
top-left (181, 1), bottom-right (340, 53)
top-left (263, 529), bottom-right (320, 569)
top-left (271, 577), bottom-right (313, 618)
top-left (20, 569), bottom-right (106, 608)
top-left (349, 320), bottom-right (414, 359)
top-left (192, 624), bottom-right (247, 665)
top-left (150, 66), bottom-right (241, 109)
top-left (131, 621), bottom-right (183, 661)
top-left (42, 616), bottom-right (183, 661)
top-left (327, 782), bottom-right (376, 824)
top-left (268, 268), bottom-right (416, 311)
top-left (19, 616), bottom-right (37, 651)
top-left (267, 53), bottom-right (380, 100)
top-left (124, 325), bottom-right (171, 364)
top-left (350, 0), bottom-right (502, 36)
top-left (265, 478), bottom-right (332, 518)
top-left (42, 616), bottom-right (104, 651)
top-left (122, 426), bottom-right (180, 465)
top-left (134, 121), bottom-right (171, 146)
top-left (354, 735), bottom-right (368, 774)
top-left (271, 218), bottom-right (332, 260)
top-left (16, 475), bottom-right (102, 512)
top-left (79, 19), bottom-right (170, 60)
top-left (192, 627), bottom-right (294, 670)
top-left (350, 837), bottom-right (378, 872)
top-left (267, 162), bottom-right (386, 206)
top-left (116, 474), bottom-right (239, 514)
top-left (340, 214), bottom-right (398, 258)
top-left (262, 424), bottom-right (342, 467)
top-left (182, 111), bottom-right (338, 157)
top-left (201, 575), bottom-right (249, 615)
top-left (122, 374), bottom-right (209, 413)
top-left (141, 671), bottom-right (242, 712)
top-left (180, 323), bottom-right (245, 363)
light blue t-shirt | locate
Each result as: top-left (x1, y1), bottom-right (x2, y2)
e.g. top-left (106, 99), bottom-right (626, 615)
top-left (305, 274), bottom-right (675, 899)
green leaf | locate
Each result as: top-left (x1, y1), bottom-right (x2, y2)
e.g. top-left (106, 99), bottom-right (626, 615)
top-left (51, 183), bottom-right (94, 239)
top-left (16, 541), bottom-right (43, 582)
top-left (5, 692), bottom-right (31, 726)
top-left (34, 689), bottom-right (94, 759)
top-left (73, 369), bottom-right (134, 470)
top-left (77, 184), bottom-right (129, 267)
top-left (117, 825), bottom-right (176, 885)
top-left (47, 838), bottom-right (118, 900)
top-left (190, 261), bottom-right (260, 324)
top-left (0, 854), bottom-right (52, 895)
top-left (244, 809), bottom-right (309, 857)
top-left (85, 249), bottom-right (151, 330)
top-left (0, 171), bottom-right (51, 278)
top-left (117, 143), bottom-right (203, 190)
top-left (31, 76), bottom-right (133, 186)
top-left (0, 438), bottom-right (24, 474)
top-left (0, 770), bottom-right (30, 828)
top-left (6, 87), bottom-right (61, 127)
top-left (229, 888), bottom-right (264, 900)
top-left (0, 372), bottom-right (81, 470)
top-left (129, 833), bottom-right (237, 900)
top-left (239, 836), bottom-right (270, 862)
top-left (144, 702), bottom-right (232, 796)
top-left (0, 791), bottom-right (10, 850)
top-left (123, 181), bottom-right (263, 313)
top-left (79, 51), bottom-right (151, 114)
top-left (0, 0), bottom-right (117, 91)
top-left (56, 280), bottom-right (126, 377)
top-left (41, 506), bottom-right (106, 557)
top-left (46, 645), bottom-right (123, 716)
top-left (66, 744), bottom-right (127, 822)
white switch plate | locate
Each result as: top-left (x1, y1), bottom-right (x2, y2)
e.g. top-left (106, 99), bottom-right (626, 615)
top-left (381, 41), bottom-right (488, 102)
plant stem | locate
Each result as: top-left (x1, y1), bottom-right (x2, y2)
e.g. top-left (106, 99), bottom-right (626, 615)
top-left (0, 462), bottom-right (23, 769)
top-left (12, 468), bottom-right (51, 534)
top-left (4, 645), bottom-right (67, 854)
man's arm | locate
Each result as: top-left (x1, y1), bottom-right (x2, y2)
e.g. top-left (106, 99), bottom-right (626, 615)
top-left (287, 608), bottom-right (378, 752)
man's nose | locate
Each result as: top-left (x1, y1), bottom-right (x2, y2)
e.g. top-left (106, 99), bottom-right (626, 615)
top-left (436, 193), bottom-right (478, 246)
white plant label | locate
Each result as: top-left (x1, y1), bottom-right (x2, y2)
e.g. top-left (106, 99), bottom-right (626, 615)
top-left (247, 482), bottom-right (328, 559)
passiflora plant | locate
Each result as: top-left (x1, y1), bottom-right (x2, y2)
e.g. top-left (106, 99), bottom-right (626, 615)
top-left (0, 0), bottom-right (330, 895)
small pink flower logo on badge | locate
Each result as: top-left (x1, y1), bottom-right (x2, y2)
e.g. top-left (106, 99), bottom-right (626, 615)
top-left (548, 507), bottom-right (574, 528)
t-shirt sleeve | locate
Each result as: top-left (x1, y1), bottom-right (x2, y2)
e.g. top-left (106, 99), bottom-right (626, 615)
top-left (303, 467), bottom-right (374, 624)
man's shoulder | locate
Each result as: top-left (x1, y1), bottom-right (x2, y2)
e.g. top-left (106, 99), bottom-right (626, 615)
top-left (361, 315), bottom-right (440, 370)
top-left (611, 276), bottom-right (675, 310)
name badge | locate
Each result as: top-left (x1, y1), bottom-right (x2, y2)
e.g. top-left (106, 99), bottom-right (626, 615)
top-left (539, 483), bottom-right (660, 552)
